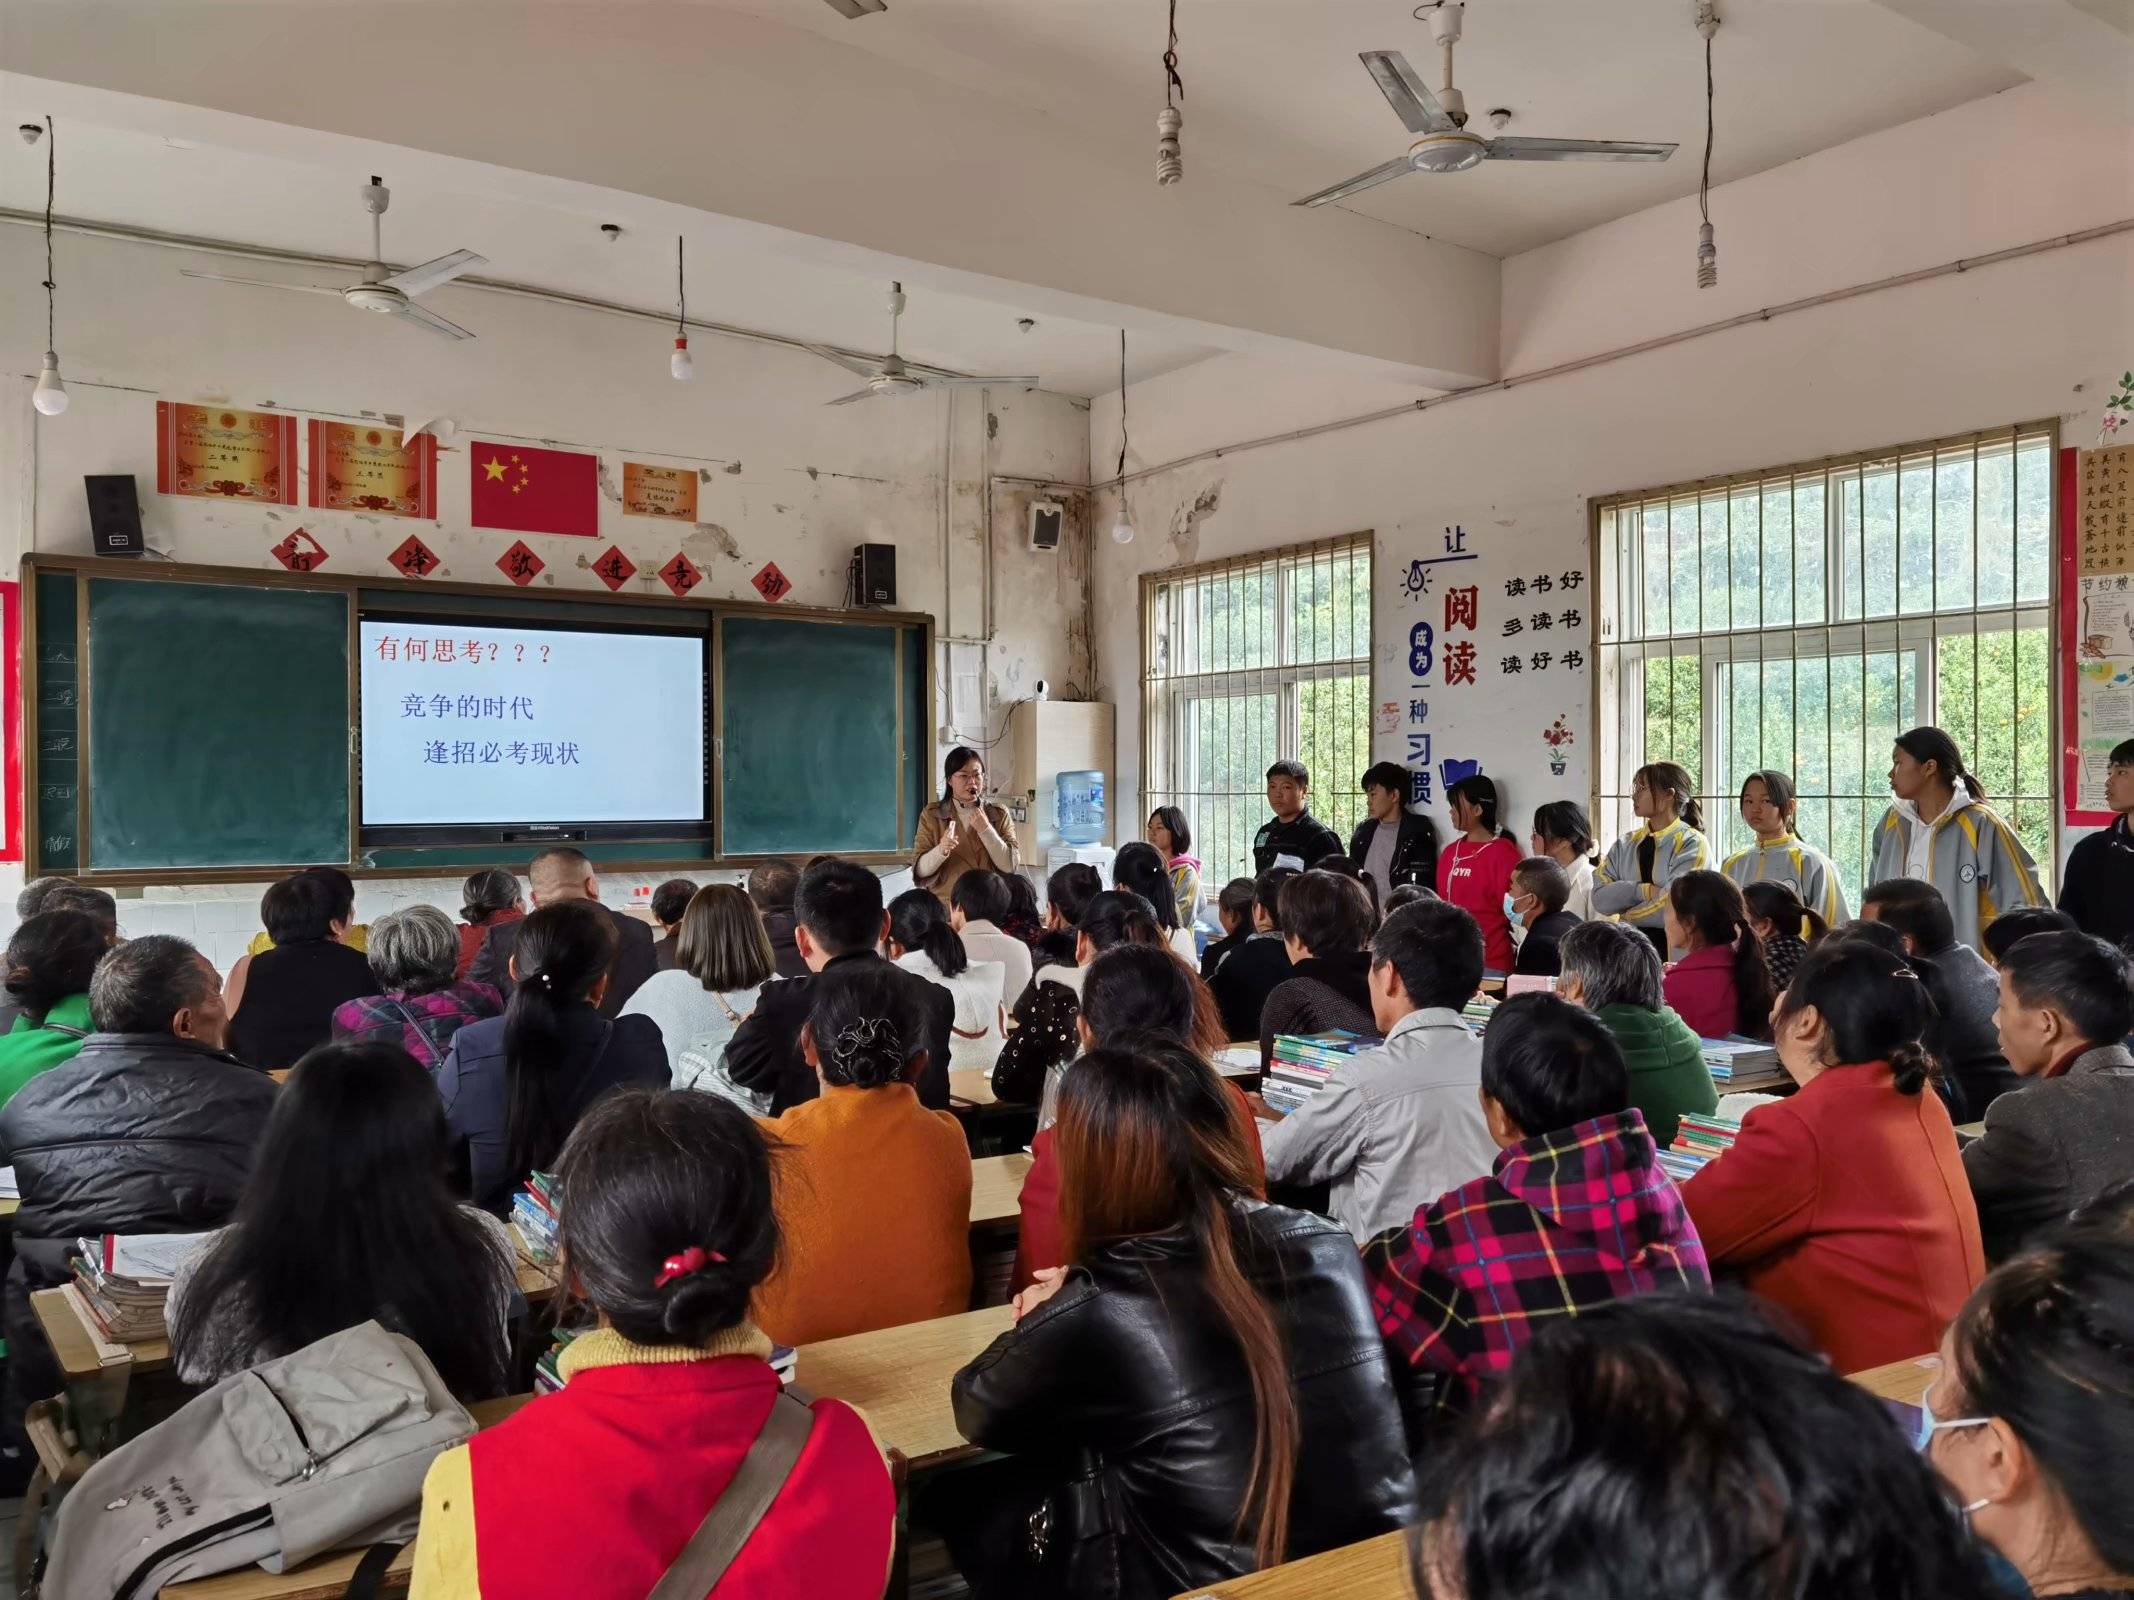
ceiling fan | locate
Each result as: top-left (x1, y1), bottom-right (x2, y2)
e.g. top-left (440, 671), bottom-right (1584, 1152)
top-left (808, 282), bottom-right (1037, 405)
top-left (182, 176), bottom-right (487, 339)
top-left (1294, 2), bottom-right (1675, 209)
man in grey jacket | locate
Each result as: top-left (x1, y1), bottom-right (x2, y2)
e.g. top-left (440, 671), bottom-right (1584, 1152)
top-left (1257, 899), bottom-right (1497, 1244)
top-left (1967, 930), bottom-right (2134, 1262)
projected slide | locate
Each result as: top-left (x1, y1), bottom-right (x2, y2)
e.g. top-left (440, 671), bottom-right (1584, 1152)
top-left (359, 619), bottom-right (705, 825)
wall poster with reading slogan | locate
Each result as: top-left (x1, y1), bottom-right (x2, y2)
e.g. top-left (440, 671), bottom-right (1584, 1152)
top-left (306, 421), bottom-right (439, 518)
top-left (155, 403), bottom-right (298, 504)
top-left (2061, 442), bottom-right (2134, 825)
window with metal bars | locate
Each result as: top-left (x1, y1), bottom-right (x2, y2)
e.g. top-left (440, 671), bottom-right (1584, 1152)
top-left (1595, 422), bottom-right (2058, 910)
top-left (1141, 533), bottom-right (1373, 887)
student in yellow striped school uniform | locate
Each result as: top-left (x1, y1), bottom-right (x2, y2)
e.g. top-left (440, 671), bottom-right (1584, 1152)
top-left (1594, 763), bottom-right (1710, 952)
top-left (1867, 727), bottom-right (2044, 953)
top-left (1723, 770), bottom-right (1849, 927)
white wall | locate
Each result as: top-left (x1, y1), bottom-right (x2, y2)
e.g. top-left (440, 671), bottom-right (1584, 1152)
top-left (1092, 84), bottom-right (2134, 882)
top-left (0, 226), bottom-right (1092, 956)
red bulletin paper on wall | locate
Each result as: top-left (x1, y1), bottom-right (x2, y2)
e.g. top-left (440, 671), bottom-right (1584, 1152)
top-left (468, 442), bottom-right (600, 538)
top-left (0, 581), bottom-right (20, 863)
top-left (2061, 444), bottom-right (2134, 826)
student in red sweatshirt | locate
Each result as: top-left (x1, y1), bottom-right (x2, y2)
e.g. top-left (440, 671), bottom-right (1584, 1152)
top-left (410, 1088), bottom-right (893, 1600)
top-left (1661, 870), bottom-right (1775, 1041)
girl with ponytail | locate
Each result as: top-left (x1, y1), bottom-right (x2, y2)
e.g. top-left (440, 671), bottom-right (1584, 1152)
top-left (1438, 775), bottom-right (1524, 974)
top-left (1742, 879), bottom-right (1828, 992)
top-left (1870, 726), bottom-right (2045, 951)
top-left (1594, 762), bottom-right (1712, 952)
top-left (1661, 870), bottom-right (1776, 1039)
top-left (438, 899), bottom-right (667, 1215)
top-left (410, 1087), bottom-right (897, 1598)
top-left (1681, 936), bottom-right (1985, 1373)
top-left (887, 888), bottom-right (1007, 1069)
top-left (1724, 770), bottom-right (1849, 926)
top-left (947, 1041), bottom-right (1415, 1597)
top-left (990, 889), bottom-right (1168, 1109)
top-left (753, 959), bottom-right (975, 1347)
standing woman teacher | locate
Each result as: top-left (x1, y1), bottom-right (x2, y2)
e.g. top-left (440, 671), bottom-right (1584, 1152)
top-left (1868, 726), bottom-right (2042, 952)
top-left (914, 745), bottom-right (1022, 907)
top-left (1594, 762), bottom-right (1710, 953)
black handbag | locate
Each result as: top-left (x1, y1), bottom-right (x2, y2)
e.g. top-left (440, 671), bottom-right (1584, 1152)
top-left (1018, 1452), bottom-right (1124, 1600)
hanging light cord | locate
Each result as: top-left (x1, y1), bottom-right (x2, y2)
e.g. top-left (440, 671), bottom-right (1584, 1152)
top-left (1699, 29), bottom-right (1714, 226)
top-left (675, 235), bottom-right (685, 335)
top-left (41, 115), bottom-right (56, 350)
top-left (1116, 329), bottom-right (1129, 481)
top-left (1163, 0), bottom-right (1182, 106)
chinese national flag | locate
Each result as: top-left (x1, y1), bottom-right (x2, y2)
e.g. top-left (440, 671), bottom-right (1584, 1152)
top-left (469, 442), bottom-right (600, 537)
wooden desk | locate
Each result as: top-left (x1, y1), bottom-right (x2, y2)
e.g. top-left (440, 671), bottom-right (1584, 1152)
top-left (795, 1303), bottom-right (1012, 1471)
top-left (1171, 1352), bottom-right (1944, 1599)
top-left (0, 1195), bottom-right (19, 1219)
top-left (159, 1395), bottom-right (532, 1600)
top-left (949, 1067), bottom-right (999, 1108)
top-left (969, 1153), bottom-right (1032, 1230)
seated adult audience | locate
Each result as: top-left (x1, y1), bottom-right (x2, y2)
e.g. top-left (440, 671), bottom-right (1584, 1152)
top-left (1410, 1293), bottom-right (1999, 1600)
top-left (0, 935), bottom-right (276, 1431)
top-left (0, 909), bottom-right (112, 1109)
top-left (1257, 869), bottom-right (1377, 1067)
top-left (1556, 920), bottom-right (1717, 1147)
top-left (745, 856), bottom-right (809, 980)
top-left (331, 904), bottom-right (502, 1071)
top-left (1364, 995), bottom-right (1707, 1435)
top-left (1506, 856), bottom-right (1581, 979)
top-left (1383, 883), bottom-right (1437, 913)
top-left (226, 871), bottom-right (376, 1068)
top-left (438, 900), bottom-right (666, 1214)
top-left (1920, 1196), bottom-right (2134, 1600)
top-left (1966, 931), bottom-right (2134, 1261)
top-left (2055, 735), bottom-right (2134, 949)
top-left (1200, 877), bottom-right (1257, 980)
top-left (1014, 941), bottom-right (1253, 1290)
top-left (1260, 900), bottom-right (1496, 1244)
top-left (946, 1041), bottom-right (1415, 1597)
top-left (1351, 760), bottom-right (1440, 904)
top-left (1661, 870), bottom-right (1774, 1040)
top-left (950, 869), bottom-right (1034, 1007)
top-left (1862, 877), bottom-right (2020, 1120)
top-left (1207, 867), bottom-right (1299, 1044)
top-left (726, 859), bottom-right (954, 1113)
top-left (455, 867), bottom-right (524, 982)
top-left (409, 1088), bottom-right (894, 1599)
top-left (1980, 903), bottom-right (2079, 966)
top-left (619, 885), bottom-right (774, 1088)
top-left (242, 866), bottom-right (368, 955)
top-left (169, 1038), bottom-right (514, 1397)
top-left (0, 880), bottom-right (116, 1033)
top-left (887, 889), bottom-right (1006, 1070)
top-left (1682, 938), bottom-right (1984, 1371)
top-left (753, 962), bottom-right (973, 1347)
top-left (1032, 861), bottom-right (1104, 980)
top-left (991, 890), bottom-right (1166, 1108)
top-left (1310, 852), bottom-right (1383, 928)
top-left (1742, 879), bottom-right (1829, 992)
top-left (468, 848), bottom-right (659, 1018)
top-left (999, 869), bottom-right (1046, 948)
top-left (647, 876), bottom-right (698, 971)
top-left (1114, 840), bottom-right (1200, 967)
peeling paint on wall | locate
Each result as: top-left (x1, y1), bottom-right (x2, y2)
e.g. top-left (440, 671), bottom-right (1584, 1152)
top-left (1167, 482), bottom-right (1222, 565)
top-left (693, 522), bottom-right (743, 562)
top-left (595, 461), bottom-right (623, 503)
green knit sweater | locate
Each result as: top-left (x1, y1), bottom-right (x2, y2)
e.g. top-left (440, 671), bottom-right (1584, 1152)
top-left (1595, 1002), bottom-right (1719, 1148)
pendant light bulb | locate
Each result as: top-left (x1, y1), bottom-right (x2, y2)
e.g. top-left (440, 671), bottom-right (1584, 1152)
top-left (32, 352), bottom-right (68, 416)
top-left (670, 335), bottom-right (693, 382)
top-left (1110, 505), bottom-right (1136, 545)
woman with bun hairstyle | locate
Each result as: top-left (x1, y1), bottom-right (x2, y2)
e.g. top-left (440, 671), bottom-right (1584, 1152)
top-left (1682, 937), bottom-right (1984, 1371)
top-left (1594, 762), bottom-right (1710, 955)
top-left (408, 1088), bottom-right (895, 1600)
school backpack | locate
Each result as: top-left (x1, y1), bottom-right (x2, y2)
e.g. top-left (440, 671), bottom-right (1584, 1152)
top-left (40, 1320), bottom-right (475, 1600)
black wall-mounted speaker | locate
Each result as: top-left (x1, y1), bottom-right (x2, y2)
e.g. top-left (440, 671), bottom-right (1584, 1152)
top-left (855, 542), bottom-right (896, 606)
top-left (85, 475), bottom-right (145, 557)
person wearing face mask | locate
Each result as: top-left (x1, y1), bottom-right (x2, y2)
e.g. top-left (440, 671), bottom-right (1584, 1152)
top-left (1918, 1193), bottom-right (2134, 1600)
top-left (913, 745), bottom-right (1022, 907)
top-left (1506, 858), bottom-right (1582, 979)
top-left (1681, 937), bottom-right (1984, 1372)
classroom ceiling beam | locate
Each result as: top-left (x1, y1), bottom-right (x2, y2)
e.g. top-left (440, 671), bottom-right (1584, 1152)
top-left (1870, 0), bottom-right (2134, 121)
top-left (0, 4), bottom-right (1503, 390)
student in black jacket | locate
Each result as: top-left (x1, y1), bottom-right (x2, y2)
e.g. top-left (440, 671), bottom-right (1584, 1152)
top-left (1509, 857), bottom-right (1583, 979)
top-left (1208, 868), bottom-right (1298, 1044)
top-left (1349, 761), bottom-right (1439, 904)
top-left (725, 860), bottom-right (953, 1114)
top-left (2058, 739), bottom-right (2134, 951)
top-left (1258, 870), bottom-right (1377, 1067)
top-left (1252, 760), bottom-right (1344, 873)
top-left (469, 848), bottom-right (659, 1017)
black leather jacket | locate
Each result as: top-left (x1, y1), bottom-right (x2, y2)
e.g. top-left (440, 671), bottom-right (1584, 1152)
top-left (951, 1201), bottom-right (1415, 1598)
top-left (1349, 813), bottom-right (1440, 892)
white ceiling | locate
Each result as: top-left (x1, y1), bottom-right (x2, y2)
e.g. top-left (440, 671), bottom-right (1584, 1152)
top-left (0, 118), bottom-right (1217, 400)
top-left (722, 0), bottom-right (2023, 257)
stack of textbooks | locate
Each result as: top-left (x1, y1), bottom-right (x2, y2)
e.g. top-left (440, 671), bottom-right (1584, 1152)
top-left (67, 1232), bottom-right (209, 1343)
top-left (510, 1171), bottom-right (561, 1265)
top-left (1698, 1038), bottom-right (1787, 1093)
top-left (1656, 1113), bottom-right (1745, 1184)
top-left (1263, 1030), bottom-right (1380, 1116)
top-left (1461, 994), bottom-right (1498, 1028)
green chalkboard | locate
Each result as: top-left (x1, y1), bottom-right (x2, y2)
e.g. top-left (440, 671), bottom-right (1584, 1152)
top-left (85, 578), bottom-right (351, 869)
top-left (718, 614), bottom-right (919, 857)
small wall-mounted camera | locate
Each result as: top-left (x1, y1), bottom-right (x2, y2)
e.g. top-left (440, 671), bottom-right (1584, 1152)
top-left (1033, 678), bottom-right (1051, 701)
